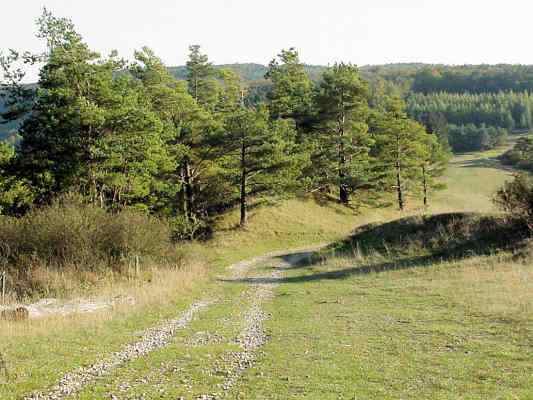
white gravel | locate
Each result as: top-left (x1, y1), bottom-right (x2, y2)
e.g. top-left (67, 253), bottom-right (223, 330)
top-left (25, 300), bottom-right (211, 400)
top-left (0, 296), bottom-right (136, 319)
top-left (198, 251), bottom-right (314, 399)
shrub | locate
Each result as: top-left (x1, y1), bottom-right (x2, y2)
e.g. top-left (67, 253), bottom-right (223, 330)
top-left (0, 195), bottom-right (182, 297)
top-left (0, 195), bottom-right (173, 266)
top-left (169, 215), bottom-right (209, 241)
top-left (494, 174), bottom-right (533, 230)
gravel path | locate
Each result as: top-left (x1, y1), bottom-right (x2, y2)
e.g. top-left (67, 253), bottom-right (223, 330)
top-left (197, 251), bottom-right (314, 400)
top-left (25, 300), bottom-right (211, 400)
top-left (23, 246), bottom-right (322, 400)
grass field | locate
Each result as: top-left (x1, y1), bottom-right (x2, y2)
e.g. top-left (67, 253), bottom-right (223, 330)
top-left (0, 141), bottom-right (525, 399)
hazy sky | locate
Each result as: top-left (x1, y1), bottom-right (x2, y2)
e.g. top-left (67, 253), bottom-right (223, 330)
top-left (1, 0), bottom-right (531, 81)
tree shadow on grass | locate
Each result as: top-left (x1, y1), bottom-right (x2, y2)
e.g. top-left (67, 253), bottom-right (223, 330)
top-left (225, 253), bottom-right (439, 285)
top-left (453, 156), bottom-right (514, 172)
top-left (222, 212), bottom-right (530, 285)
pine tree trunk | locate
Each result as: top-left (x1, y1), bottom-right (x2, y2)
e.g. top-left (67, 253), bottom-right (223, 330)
top-left (396, 160), bottom-right (404, 211)
top-left (339, 144), bottom-right (349, 204)
top-left (180, 160), bottom-right (194, 221)
top-left (179, 164), bottom-right (188, 217)
top-left (240, 142), bottom-right (247, 227)
top-left (422, 165), bottom-right (428, 207)
top-left (395, 135), bottom-right (404, 211)
top-left (184, 161), bottom-right (194, 220)
top-left (338, 111), bottom-right (349, 204)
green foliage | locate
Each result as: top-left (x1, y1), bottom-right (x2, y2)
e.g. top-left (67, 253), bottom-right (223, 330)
top-left (265, 48), bottom-right (314, 123)
top-left (0, 10), bottom-right (453, 236)
top-left (495, 174), bottom-right (533, 230)
top-left (371, 97), bottom-right (440, 210)
top-left (447, 123), bottom-right (508, 152)
top-left (169, 214), bottom-right (209, 241)
top-left (186, 45), bottom-right (220, 110)
top-left (500, 135), bottom-right (533, 171)
top-left (0, 142), bottom-right (32, 214)
top-left (214, 107), bottom-right (306, 225)
top-left (411, 65), bottom-right (533, 94)
top-left (9, 13), bottom-right (173, 211)
top-left (311, 63), bottom-right (372, 203)
top-left (407, 91), bottom-right (530, 151)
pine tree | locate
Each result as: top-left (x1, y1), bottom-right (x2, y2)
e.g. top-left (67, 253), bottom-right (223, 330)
top-left (16, 10), bottom-right (114, 201)
top-left (419, 133), bottom-right (449, 207)
top-left (372, 97), bottom-right (429, 211)
top-left (214, 107), bottom-right (305, 226)
top-left (186, 45), bottom-right (219, 110)
top-left (265, 48), bottom-right (314, 127)
top-left (15, 12), bottom-right (172, 210)
top-left (312, 63), bottom-right (372, 204)
top-left (132, 47), bottom-right (209, 217)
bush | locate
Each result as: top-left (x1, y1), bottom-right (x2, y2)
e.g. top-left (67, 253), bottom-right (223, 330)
top-left (494, 174), bottom-right (533, 230)
top-left (0, 195), bottom-right (180, 297)
top-left (499, 136), bottom-right (533, 171)
top-left (169, 215), bottom-right (209, 241)
top-left (0, 195), bottom-right (172, 266)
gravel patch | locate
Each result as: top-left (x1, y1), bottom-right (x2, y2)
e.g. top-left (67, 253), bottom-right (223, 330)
top-left (25, 300), bottom-right (211, 400)
top-left (198, 251), bottom-right (313, 399)
top-left (0, 295), bottom-right (136, 319)
top-left (186, 331), bottom-right (225, 347)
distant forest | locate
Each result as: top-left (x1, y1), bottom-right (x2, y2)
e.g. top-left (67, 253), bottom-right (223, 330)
top-left (115, 63), bottom-right (533, 153)
top-left (4, 61), bottom-right (533, 151)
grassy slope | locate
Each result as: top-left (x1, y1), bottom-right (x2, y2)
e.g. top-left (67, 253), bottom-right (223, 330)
top-left (240, 252), bottom-right (533, 399)
top-left (229, 144), bottom-right (532, 399)
top-left (0, 142), bottom-right (518, 399)
top-left (0, 196), bottom-right (378, 398)
top-left (76, 145), bottom-right (520, 399)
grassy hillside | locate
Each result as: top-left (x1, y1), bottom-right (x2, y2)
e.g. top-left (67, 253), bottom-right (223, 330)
top-left (0, 140), bottom-right (521, 399)
top-left (236, 214), bottom-right (532, 399)
top-left (71, 146), bottom-right (526, 399)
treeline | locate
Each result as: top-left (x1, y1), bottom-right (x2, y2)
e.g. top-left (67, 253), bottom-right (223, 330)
top-left (411, 65), bottom-right (533, 94)
top-left (447, 124), bottom-right (508, 153)
top-left (407, 92), bottom-right (533, 130)
top-left (0, 11), bottom-right (448, 239)
top-left (405, 91), bottom-right (533, 152)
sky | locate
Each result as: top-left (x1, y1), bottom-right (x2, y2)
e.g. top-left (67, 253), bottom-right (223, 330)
top-left (1, 0), bottom-right (531, 81)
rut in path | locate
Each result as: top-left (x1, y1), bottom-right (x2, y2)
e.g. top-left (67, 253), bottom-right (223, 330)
top-left (25, 301), bottom-right (211, 400)
top-left (23, 247), bottom-right (320, 400)
top-left (197, 251), bottom-right (314, 400)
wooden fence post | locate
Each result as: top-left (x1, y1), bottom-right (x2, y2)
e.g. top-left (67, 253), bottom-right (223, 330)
top-left (1, 271), bottom-right (6, 305)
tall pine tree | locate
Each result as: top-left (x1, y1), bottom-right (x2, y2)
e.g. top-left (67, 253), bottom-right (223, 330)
top-left (312, 63), bottom-right (372, 204)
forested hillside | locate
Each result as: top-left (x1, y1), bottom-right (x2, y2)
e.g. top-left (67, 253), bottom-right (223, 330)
top-left (166, 62), bottom-right (533, 152)
top-left (5, 60), bottom-right (533, 152)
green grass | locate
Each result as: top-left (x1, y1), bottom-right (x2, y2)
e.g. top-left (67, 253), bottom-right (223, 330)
top-left (432, 144), bottom-right (514, 213)
top-left (229, 214), bottom-right (533, 399)
top-left (1, 143), bottom-right (521, 399)
top-left (235, 255), bottom-right (533, 399)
